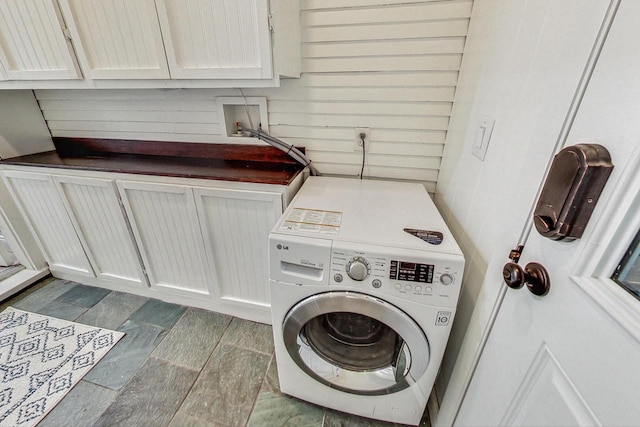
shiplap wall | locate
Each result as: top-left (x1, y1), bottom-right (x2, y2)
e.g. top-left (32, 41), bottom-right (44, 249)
top-left (35, 0), bottom-right (473, 191)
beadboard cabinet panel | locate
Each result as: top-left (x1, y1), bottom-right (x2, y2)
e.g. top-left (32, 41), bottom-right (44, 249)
top-left (194, 187), bottom-right (282, 306)
top-left (155, 0), bottom-right (274, 79)
top-left (57, 0), bottom-right (170, 79)
top-left (53, 175), bottom-right (147, 287)
top-left (116, 180), bottom-right (215, 299)
top-left (1, 171), bottom-right (93, 277)
top-left (0, 0), bottom-right (81, 80)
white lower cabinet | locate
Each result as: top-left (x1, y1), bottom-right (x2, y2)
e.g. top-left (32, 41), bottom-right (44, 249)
top-left (194, 187), bottom-right (283, 307)
top-left (116, 180), bottom-right (215, 299)
top-left (53, 175), bottom-right (147, 288)
top-left (1, 171), bottom-right (148, 287)
top-left (1, 167), bottom-right (300, 323)
top-left (1, 170), bottom-right (94, 277)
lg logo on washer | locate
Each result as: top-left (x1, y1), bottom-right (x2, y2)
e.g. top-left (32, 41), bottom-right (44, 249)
top-left (276, 244), bottom-right (289, 250)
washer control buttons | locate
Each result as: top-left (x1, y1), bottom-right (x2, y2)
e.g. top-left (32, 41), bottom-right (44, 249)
top-left (439, 273), bottom-right (454, 286)
top-left (404, 285), bottom-right (412, 291)
top-left (372, 279), bottom-right (382, 288)
top-left (334, 274), bottom-right (343, 283)
top-left (415, 286), bottom-right (422, 292)
top-left (395, 283), bottom-right (402, 290)
top-left (425, 287), bottom-right (433, 293)
top-left (346, 256), bottom-right (371, 281)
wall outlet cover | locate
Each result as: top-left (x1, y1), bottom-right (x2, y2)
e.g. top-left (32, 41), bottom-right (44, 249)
top-left (354, 127), bottom-right (371, 151)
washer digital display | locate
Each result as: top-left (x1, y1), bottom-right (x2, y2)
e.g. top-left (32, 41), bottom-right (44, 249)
top-left (390, 260), bottom-right (434, 283)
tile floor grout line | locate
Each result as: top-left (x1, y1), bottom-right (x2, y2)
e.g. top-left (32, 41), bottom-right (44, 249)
top-left (244, 352), bottom-right (277, 426)
top-left (223, 341), bottom-right (275, 356)
top-left (165, 314), bottom-right (234, 426)
top-left (159, 358), bottom-right (200, 427)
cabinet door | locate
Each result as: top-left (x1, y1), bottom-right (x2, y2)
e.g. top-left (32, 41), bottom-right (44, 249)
top-left (117, 181), bottom-right (214, 298)
top-left (194, 187), bottom-right (282, 306)
top-left (53, 175), bottom-right (147, 288)
top-left (155, 0), bottom-right (273, 79)
top-left (57, 0), bottom-right (170, 79)
top-left (1, 171), bottom-right (93, 277)
top-left (0, 0), bottom-right (81, 80)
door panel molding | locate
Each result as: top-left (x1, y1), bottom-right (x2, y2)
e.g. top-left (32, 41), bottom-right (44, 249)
top-left (567, 142), bottom-right (640, 344)
top-left (501, 343), bottom-right (600, 427)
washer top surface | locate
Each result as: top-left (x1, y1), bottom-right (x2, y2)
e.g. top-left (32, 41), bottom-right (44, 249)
top-left (274, 176), bottom-right (462, 256)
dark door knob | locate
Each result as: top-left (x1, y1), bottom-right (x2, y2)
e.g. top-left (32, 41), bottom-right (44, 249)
top-left (502, 261), bottom-right (550, 296)
top-left (503, 262), bottom-right (525, 289)
top-left (524, 262), bottom-right (550, 296)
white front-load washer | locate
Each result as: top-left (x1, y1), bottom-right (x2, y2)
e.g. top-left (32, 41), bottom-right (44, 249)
top-left (269, 177), bottom-right (464, 426)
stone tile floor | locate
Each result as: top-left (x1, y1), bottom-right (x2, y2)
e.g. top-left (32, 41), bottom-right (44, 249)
top-left (0, 277), bottom-right (431, 427)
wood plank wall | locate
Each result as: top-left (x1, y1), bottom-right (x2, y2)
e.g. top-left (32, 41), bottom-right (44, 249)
top-left (35, 0), bottom-right (473, 191)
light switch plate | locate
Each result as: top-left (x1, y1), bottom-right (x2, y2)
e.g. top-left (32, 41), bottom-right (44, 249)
top-left (472, 114), bottom-right (495, 161)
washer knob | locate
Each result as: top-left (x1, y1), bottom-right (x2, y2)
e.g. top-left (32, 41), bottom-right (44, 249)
top-left (346, 258), bottom-right (369, 281)
top-left (440, 273), bottom-right (454, 286)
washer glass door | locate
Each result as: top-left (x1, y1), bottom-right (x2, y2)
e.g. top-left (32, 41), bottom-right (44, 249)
top-left (283, 291), bottom-right (430, 395)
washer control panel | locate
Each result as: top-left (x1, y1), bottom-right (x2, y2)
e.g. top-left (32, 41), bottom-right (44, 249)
top-left (330, 243), bottom-right (463, 307)
top-left (390, 260), bottom-right (434, 283)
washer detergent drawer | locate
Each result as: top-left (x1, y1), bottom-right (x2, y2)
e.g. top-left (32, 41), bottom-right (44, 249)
top-left (269, 234), bottom-right (332, 285)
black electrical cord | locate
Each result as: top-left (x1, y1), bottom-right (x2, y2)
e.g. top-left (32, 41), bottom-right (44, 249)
top-left (240, 126), bottom-right (320, 176)
top-left (359, 132), bottom-right (366, 179)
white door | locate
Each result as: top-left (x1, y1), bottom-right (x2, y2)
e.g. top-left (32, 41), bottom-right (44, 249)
top-left (155, 0), bottom-right (273, 79)
top-left (1, 171), bottom-right (93, 277)
top-left (53, 175), bottom-right (148, 288)
top-left (455, 1), bottom-right (640, 425)
top-left (117, 180), bottom-right (214, 298)
top-left (194, 187), bottom-right (282, 306)
top-left (0, 0), bottom-right (81, 80)
top-left (57, 0), bottom-right (170, 79)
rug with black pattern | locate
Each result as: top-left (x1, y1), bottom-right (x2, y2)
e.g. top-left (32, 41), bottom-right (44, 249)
top-left (0, 307), bottom-right (123, 426)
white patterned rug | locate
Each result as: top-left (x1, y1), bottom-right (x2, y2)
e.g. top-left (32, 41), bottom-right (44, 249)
top-left (0, 307), bottom-right (123, 426)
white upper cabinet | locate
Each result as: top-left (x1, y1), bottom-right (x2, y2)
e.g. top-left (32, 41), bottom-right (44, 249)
top-left (155, 0), bottom-right (273, 79)
top-left (0, 0), bottom-right (81, 80)
top-left (57, 0), bottom-right (170, 79)
top-left (0, 0), bottom-right (298, 86)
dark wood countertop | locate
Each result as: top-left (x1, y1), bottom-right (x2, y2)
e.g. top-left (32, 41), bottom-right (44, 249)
top-left (1, 138), bottom-right (305, 186)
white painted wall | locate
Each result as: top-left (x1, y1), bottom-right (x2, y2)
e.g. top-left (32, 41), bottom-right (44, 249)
top-left (433, 0), bottom-right (611, 418)
top-left (0, 91), bottom-right (54, 159)
top-left (35, 0), bottom-right (474, 191)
